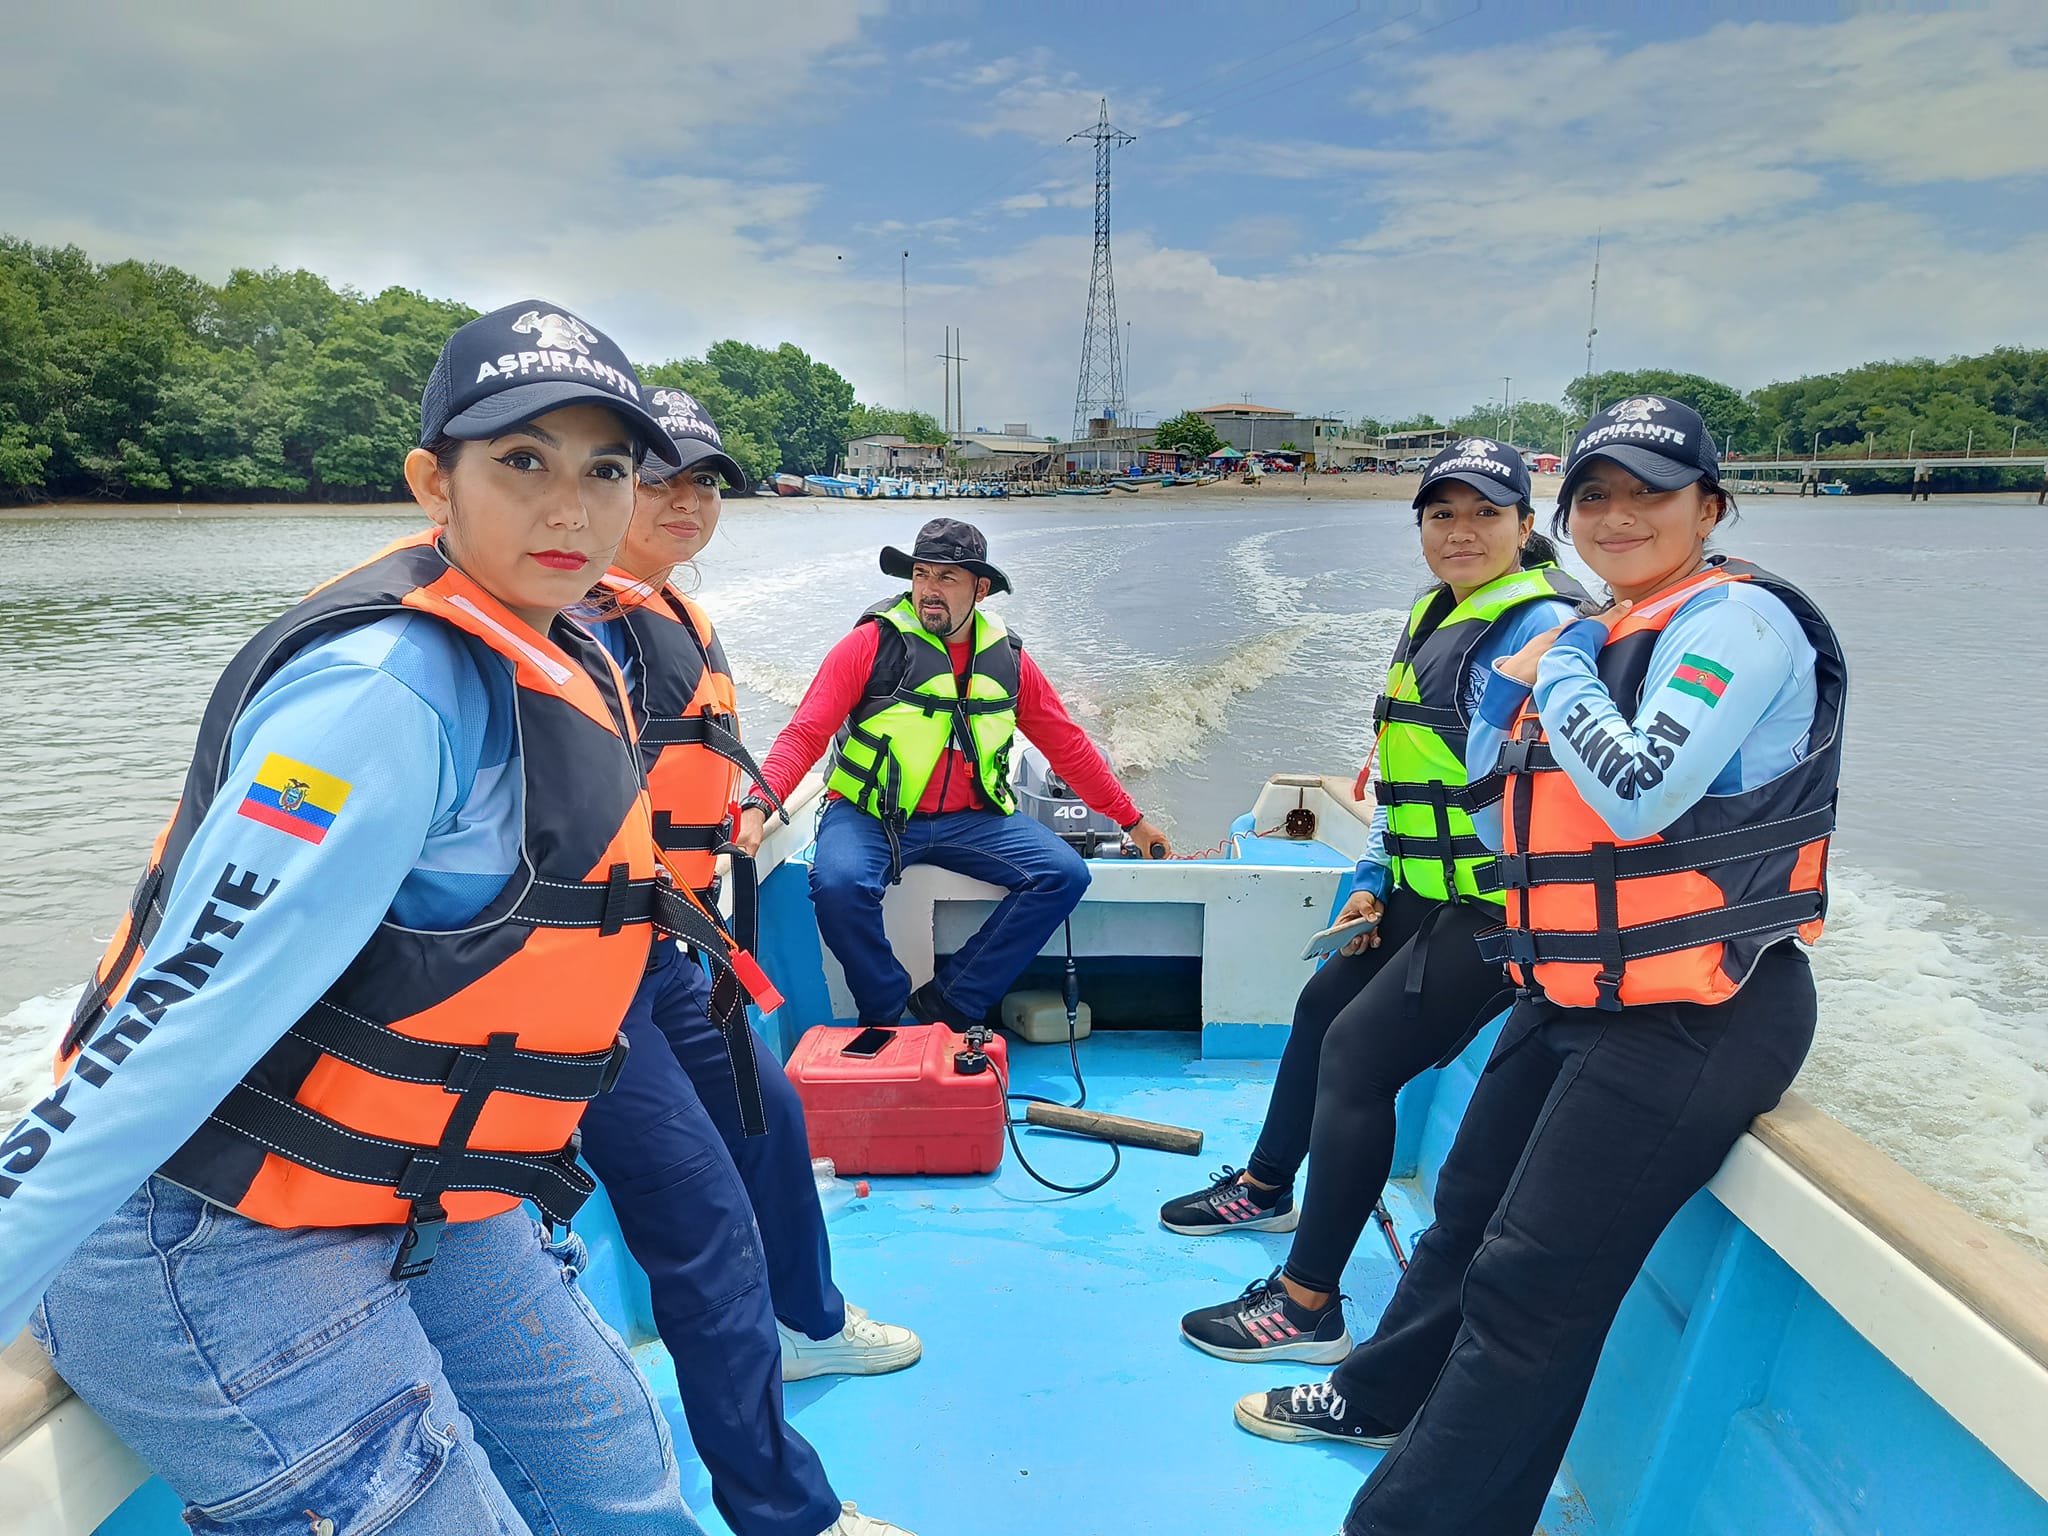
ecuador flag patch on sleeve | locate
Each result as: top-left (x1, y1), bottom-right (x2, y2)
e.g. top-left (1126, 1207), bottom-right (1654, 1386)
top-left (1668, 653), bottom-right (1733, 707)
top-left (237, 754), bottom-right (353, 844)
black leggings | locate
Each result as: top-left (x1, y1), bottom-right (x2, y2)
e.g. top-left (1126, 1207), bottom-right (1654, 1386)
top-left (1245, 885), bottom-right (1513, 1295)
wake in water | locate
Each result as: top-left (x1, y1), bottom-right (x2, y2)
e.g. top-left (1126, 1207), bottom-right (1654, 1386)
top-left (1799, 870), bottom-right (2048, 1261)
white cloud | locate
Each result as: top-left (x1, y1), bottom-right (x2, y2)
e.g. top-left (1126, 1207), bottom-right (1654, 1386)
top-left (3, 2), bottom-right (2045, 440)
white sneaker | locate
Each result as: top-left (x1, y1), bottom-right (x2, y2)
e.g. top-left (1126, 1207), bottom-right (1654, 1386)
top-left (779, 1305), bottom-right (923, 1380)
top-left (815, 1502), bottom-right (918, 1536)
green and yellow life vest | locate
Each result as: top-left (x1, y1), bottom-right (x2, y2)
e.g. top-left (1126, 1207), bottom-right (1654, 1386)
top-left (825, 595), bottom-right (1022, 822)
top-left (1373, 563), bottom-right (1588, 904)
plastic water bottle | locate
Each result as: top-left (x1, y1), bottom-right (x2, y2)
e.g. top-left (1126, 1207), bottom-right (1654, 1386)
top-left (812, 1157), bottom-right (869, 1220)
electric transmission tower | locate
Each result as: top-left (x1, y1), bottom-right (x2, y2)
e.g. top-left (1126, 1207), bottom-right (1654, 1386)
top-left (1070, 98), bottom-right (1135, 440)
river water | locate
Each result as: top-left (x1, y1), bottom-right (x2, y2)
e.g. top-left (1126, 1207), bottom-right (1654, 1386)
top-left (2, 493), bottom-right (2043, 1258)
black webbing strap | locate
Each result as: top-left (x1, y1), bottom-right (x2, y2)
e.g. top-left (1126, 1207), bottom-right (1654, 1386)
top-left (207, 1078), bottom-right (596, 1272)
top-left (1374, 780), bottom-right (1478, 812)
top-left (1494, 734), bottom-right (1559, 776)
top-left (1474, 891), bottom-right (1827, 971)
top-left (648, 882), bottom-right (770, 1139)
top-left (1371, 694), bottom-right (1465, 733)
top-left (1590, 843), bottom-right (1626, 1010)
top-left (64, 865), bottom-right (167, 1055)
top-left (1463, 769), bottom-right (1507, 811)
top-left (1381, 829), bottom-right (1495, 864)
top-left (652, 815), bottom-right (727, 853)
top-left (720, 849), bottom-right (760, 956)
top-left (640, 713), bottom-right (786, 820)
top-left (1490, 807), bottom-right (1836, 890)
top-left (291, 1003), bottom-right (628, 1102)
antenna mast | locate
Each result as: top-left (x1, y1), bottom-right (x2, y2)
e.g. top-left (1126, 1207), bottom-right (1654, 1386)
top-left (1070, 98), bottom-right (1136, 440)
top-left (1584, 231), bottom-right (1602, 414)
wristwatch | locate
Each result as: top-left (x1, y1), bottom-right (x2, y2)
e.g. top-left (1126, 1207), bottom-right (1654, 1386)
top-left (740, 793), bottom-right (786, 824)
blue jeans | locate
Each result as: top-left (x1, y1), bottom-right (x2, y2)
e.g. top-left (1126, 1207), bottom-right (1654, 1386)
top-left (578, 940), bottom-right (844, 1536)
top-left (32, 1177), bottom-right (702, 1536)
top-left (809, 798), bottom-right (1092, 1023)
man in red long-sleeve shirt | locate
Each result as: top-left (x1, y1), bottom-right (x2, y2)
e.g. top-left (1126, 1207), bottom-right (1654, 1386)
top-left (735, 518), bottom-right (1170, 1028)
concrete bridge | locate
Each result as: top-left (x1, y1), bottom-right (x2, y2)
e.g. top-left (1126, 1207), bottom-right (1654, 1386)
top-left (1719, 452), bottom-right (2048, 501)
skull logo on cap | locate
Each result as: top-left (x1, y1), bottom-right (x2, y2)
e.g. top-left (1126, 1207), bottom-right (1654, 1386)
top-left (512, 311), bottom-right (597, 355)
top-left (1610, 398), bottom-right (1666, 424)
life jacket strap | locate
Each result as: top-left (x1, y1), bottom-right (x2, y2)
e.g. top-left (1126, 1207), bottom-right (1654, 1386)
top-left (652, 815), bottom-right (729, 853)
top-left (1380, 828), bottom-right (1495, 864)
top-left (1489, 807), bottom-right (1836, 891)
top-left (1475, 890), bottom-right (1828, 974)
top-left (63, 864), bottom-right (168, 1057)
top-left (1494, 736), bottom-right (1560, 775)
top-left (1372, 694), bottom-right (1464, 733)
top-left (1374, 779), bottom-right (1479, 813)
top-left (290, 1000), bottom-right (630, 1102)
top-left (206, 1078), bottom-right (598, 1234)
top-left (640, 713), bottom-right (786, 819)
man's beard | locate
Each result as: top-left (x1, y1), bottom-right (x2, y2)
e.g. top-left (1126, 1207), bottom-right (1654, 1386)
top-left (918, 601), bottom-right (957, 634)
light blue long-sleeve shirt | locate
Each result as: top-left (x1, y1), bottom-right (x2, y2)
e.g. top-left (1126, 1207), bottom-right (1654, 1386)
top-left (1354, 594), bottom-right (1580, 898)
top-left (0, 613), bottom-right (526, 1340)
top-left (1464, 578), bottom-right (1817, 850)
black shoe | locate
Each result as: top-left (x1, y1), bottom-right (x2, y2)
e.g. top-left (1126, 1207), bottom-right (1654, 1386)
top-left (1234, 1380), bottom-right (1402, 1446)
top-left (1181, 1269), bottom-right (1354, 1364)
top-left (905, 980), bottom-right (960, 1029)
top-left (1159, 1165), bottom-right (1299, 1235)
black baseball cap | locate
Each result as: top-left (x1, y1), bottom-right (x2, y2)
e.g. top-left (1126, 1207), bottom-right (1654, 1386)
top-left (419, 299), bottom-right (681, 466)
top-left (1561, 395), bottom-right (1719, 502)
top-left (640, 387), bottom-right (747, 490)
top-left (880, 517), bottom-right (1012, 594)
top-left (1413, 437), bottom-right (1531, 510)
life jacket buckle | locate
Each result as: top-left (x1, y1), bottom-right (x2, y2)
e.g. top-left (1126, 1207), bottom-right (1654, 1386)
top-left (1493, 852), bottom-right (1528, 889)
top-left (391, 1197), bottom-right (448, 1281)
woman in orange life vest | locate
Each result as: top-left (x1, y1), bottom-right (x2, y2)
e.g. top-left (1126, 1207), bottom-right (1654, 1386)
top-left (576, 389), bottom-right (921, 1536)
top-left (1244, 396), bottom-right (1846, 1536)
top-left (0, 302), bottom-right (727, 1535)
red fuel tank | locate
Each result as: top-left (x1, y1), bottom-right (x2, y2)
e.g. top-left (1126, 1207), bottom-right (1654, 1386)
top-left (785, 1023), bottom-right (1007, 1176)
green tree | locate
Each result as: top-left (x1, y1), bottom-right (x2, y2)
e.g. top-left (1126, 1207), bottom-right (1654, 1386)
top-left (1152, 410), bottom-right (1223, 457)
top-left (699, 340), bottom-right (857, 476)
top-left (845, 403), bottom-right (945, 447)
top-left (637, 361), bottom-right (780, 484)
top-left (1566, 370), bottom-right (1755, 450)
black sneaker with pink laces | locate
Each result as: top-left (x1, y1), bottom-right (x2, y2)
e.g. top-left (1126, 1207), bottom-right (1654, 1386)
top-left (1158, 1165), bottom-right (1298, 1235)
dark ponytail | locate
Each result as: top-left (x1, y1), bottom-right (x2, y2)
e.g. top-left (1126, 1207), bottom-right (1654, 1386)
top-left (1520, 529), bottom-right (1561, 568)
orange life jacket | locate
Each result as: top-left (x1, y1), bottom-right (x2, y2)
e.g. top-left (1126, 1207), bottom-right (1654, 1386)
top-left (60, 532), bottom-right (775, 1276)
top-left (1479, 558), bottom-right (1846, 1011)
top-left (611, 581), bottom-right (782, 947)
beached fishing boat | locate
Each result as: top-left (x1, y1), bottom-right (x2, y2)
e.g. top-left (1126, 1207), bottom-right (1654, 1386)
top-left (8, 762), bottom-right (2046, 1535)
top-left (1058, 485), bottom-right (1111, 496)
top-left (773, 473), bottom-right (808, 497)
top-left (1820, 481), bottom-right (1850, 495)
top-left (803, 475), bottom-right (875, 499)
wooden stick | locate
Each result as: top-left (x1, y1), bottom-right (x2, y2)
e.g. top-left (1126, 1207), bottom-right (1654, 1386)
top-left (1025, 1103), bottom-right (1204, 1155)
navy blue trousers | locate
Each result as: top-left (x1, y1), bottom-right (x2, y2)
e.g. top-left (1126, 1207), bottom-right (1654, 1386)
top-left (809, 798), bottom-right (1091, 1023)
top-left (579, 939), bottom-right (846, 1536)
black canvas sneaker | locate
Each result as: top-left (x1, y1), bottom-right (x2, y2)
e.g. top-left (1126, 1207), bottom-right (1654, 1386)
top-left (1233, 1380), bottom-right (1403, 1447)
top-left (1159, 1165), bottom-right (1298, 1235)
top-left (1180, 1269), bottom-right (1353, 1364)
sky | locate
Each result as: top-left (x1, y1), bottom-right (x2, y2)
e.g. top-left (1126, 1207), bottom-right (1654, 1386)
top-left (6, 0), bottom-right (2047, 440)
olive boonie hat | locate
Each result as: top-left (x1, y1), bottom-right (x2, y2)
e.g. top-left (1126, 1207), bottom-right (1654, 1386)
top-left (419, 299), bottom-right (682, 466)
top-left (879, 517), bottom-right (1012, 595)
top-left (1414, 437), bottom-right (1531, 510)
top-left (640, 387), bottom-right (748, 491)
top-left (1561, 395), bottom-right (1719, 502)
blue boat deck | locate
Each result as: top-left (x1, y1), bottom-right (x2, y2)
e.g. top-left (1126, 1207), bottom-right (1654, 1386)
top-left (586, 1032), bottom-right (1599, 1536)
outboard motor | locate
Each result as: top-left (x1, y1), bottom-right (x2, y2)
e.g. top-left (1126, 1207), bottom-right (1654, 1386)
top-left (1013, 746), bottom-right (1126, 857)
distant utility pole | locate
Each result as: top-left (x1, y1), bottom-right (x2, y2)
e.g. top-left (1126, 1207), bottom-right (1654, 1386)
top-left (1500, 376), bottom-right (1511, 439)
top-left (1070, 98), bottom-right (1136, 439)
top-left (937, 327), bottom-right (968, 461)
top-left (901, 251), bottom-right (910, 409)
top-left (1584, 231), bottom-right (1602, 414)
